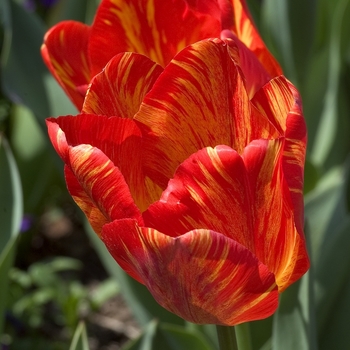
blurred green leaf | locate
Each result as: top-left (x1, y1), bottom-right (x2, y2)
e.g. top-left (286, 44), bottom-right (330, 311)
top-left (249, 317), bottom-right (273, 350)
top-left (261, 0), bottom-right (317, 85)
top-left (122, 320), bottom-right (213, 350)
top-left (305, 166), bottom-right (348, 263)
top-left (9, 104), bottom-right (66, 213)
top-left (28, 257), bottom-right (82, 287)
top-left (314, 217), bottom-right (350, 344)
top-left (0, 134), bottom-right (21, 333)
top-left (261, 0), bottom-right (297, 82)
top-left (1, 0), bottom-right (50, 126)
top-left (305, 161), bottom-right (350, 347)
top-left (1, 0), bottom-right (76, 128)
top-left (10, 104), bottom-right (46, 160)
top-left (310, 0), bottom-right (350, 167)
top-left (0, 236), bottom-right (17, 335)
top-left (272, 270), bottom-right (317, 350)
top-left (47, 0), bottom-right (100, 25)
top-left (69, 321), bottom-right (90, 350)
top-left (304, 158), bottom-right (320, 194)
top-left (317, 269), bottom-right (350, 350)
top-left (89, 278), bottom-right (119, 310)
top-left (186, 323), bottom-right (219, 350)
top-left (0, 134), bottom-right (22, 247)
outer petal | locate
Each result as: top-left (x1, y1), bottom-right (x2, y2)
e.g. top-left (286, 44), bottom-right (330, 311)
top-left (242, 139), bottom-right (309, 291)
top-left (82, 52), bottom-right (163, 118)
top-left (46, 114), bottom-right (159, 213)
top-left (144, 140), bottom-right (309, 291)
top-left (64, 144), bottom-right (144, 236)
top-left (220, 0), bottom-right (282, 78)
top-left (102, 219), bottom-right (278, 325)
top-left (135, 39), bottom-right (278, 188)
top-left (88, 0), bottom-right (221, 73)
top-left (41, 21), bottom-right (91, 110)
top-left (252, 76), bottom-right (307, 236)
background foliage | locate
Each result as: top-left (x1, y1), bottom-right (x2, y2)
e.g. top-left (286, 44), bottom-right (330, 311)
top-left (0, 0), bottom-right (350, 349)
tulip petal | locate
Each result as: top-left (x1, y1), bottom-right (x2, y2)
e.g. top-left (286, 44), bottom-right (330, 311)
top-left (144, 146), bottom-right (255, 250)
top-left (223, 35), bottom-right (271, 97)
top-left (65, 144), bottom-right (144, 236)
top-left (144, 139), bottom-right (308, 291)
top-left (252, 76), bottom-right (307, 235)
top-left (46, 116), bottom-right (143, 235)
top-left (242, 139), bottom-right (309, 291)
top-left (41, 21), bottom-right (91, 109)
top-left (102, 219), bottom-right (278, 325)
top-left (88, 0), bottom-right (221, 73)
top-left (220, 0), bottom-right (282, 78)
top-left (46, 114), bottom-right (159, 214)
top-left (82, 52), bottom-right (163, 118)
top-left (136, 39), bottom-right (278, 188)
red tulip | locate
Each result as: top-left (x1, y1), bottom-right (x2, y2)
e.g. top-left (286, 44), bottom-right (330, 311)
top-left (41, 0), bottom-right (281, 110)
top-left (46, 38), bottom-right (309, 325)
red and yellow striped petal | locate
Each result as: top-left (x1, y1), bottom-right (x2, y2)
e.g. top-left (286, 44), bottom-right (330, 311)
top-left (88, 0), bottom-right (221, 73)
top-left (242, 139), bottom-right (309, 291)
top-left (144, 146), bottom-right (255, 249)
top-left (46, 114), bottom-right (158, 213)
top-left (41, 21), bottom-right (91, 110)
top-left (224, 36), bottom-right (271, 97)
top-left (135, 39), bottom-right (278, 188)
top-left (252, 76), bottom-right (307, 235)
top-left (221, 0), bottom-right (282, 78)
top-left (144, 139), bottom-right (309, 291)
top-left (102, 219), bottom-right (278, 325)
top-left (82, 52), bottom-right (163, 118)
top-left (64, 144), bottom-right (144, 236)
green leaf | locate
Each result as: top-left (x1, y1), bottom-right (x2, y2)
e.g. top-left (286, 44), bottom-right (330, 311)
top-left (317, 269), bottom-right (350, 350)
top-left (305, 162), bottom-right (350, 346)
top-left (0, 135), bottom-right (23, 334)
top-left (1, 0), bottom-right (50, 126)
top-left (0, 134), bottom-right (23, 248)
top-left (122, 320), bottom-right (214, 350)
top-left (47, 0), bottom-right (100, 25)
top-left (249, 317), bottom-right (273, 350)
top-left (1, 0), bottom-right (76, 128)
top-left (261, 0), bottom-right (317, 86)
top-left (272, 270), bottom-right (317, 350)
top-left (305, 166), bottom-right (347, 263)
top-left (69, 321), bottom-right (90, 350)
top-left (310, 0), bottom-right (350, 167)
top-left (89, 278), bottom-right (119, 310)
top-left (0, 236), bottom-right (17, 335)
top-left (314, 217), bottom-right (350, 341)
top-left (261, 0), bottom-right (297, 83)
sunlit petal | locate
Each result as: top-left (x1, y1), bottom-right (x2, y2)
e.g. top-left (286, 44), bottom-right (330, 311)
top-left (102, 219), bottom-right (278, 325)
top-left (41, 21), bottom-right (91, 109)
top-left (88, 0), bottom-right (221, 73)
top-left (82, 52), bottom-right (163, 118)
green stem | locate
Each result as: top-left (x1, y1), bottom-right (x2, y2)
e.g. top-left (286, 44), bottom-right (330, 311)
top-left (216, 325), bottom-right (238, 350)
top-left (235, 323), bottom-right (253, 350)
top-left (216, 323), bottom-right (253, 350)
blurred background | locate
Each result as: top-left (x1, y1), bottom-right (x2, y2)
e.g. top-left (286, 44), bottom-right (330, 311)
top-left (0, 0), bottom-right (350, 349)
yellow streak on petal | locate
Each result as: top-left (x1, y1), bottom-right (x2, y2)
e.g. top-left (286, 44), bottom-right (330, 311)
top-left (109, 0), bottom-right (164, 65)
top-left (232, 0), bottom-right (254, 48)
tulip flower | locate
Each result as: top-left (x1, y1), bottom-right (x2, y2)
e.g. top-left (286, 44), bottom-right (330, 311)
top-left (41, 0), bottom-right (282, 110)
top-left (46, 38), bottom-right (309, 325)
